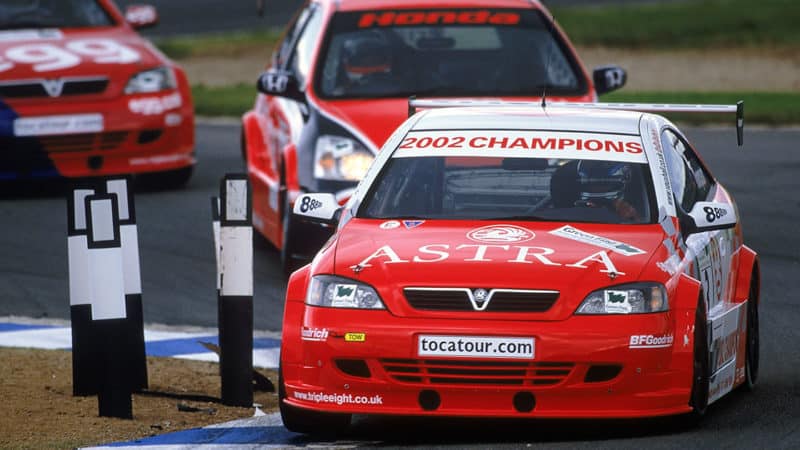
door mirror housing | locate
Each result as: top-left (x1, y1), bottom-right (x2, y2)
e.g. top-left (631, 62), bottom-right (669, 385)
top-left (293, 193), bottom-right (342, 225)
top-left (685, 201), bottom-right (737, 234)
top-left (124, 5), bottom-right (159, 29)
top-left (593, 65), bottom-right (627, 95)
top-left (257, 69), bottom-right (305, 103)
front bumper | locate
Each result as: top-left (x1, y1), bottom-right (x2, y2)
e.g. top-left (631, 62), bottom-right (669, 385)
top-left (0, 90), bottom-right (194, 179)
top-left (282, 308), bottom-right (694, 418)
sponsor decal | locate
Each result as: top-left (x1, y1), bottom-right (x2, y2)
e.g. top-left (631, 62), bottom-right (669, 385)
top-left (467, 224), bottom-right (534, 244)
top-left (128, 92), bottom-right (182, 115)
top-left (129, 153), bottom-right (192, 166)
top-left (354, 244), bottom-right (623, 274)
top-left (298, 196), bottom-right (323, 213)
top-left (418, 335), bottom-right (535, 359)
top-left (629, 334), bottom-right (674, 349)
top-left (0, 39), bottom-right (140, 73)
top-left (395, 131), bottom-right (647, 163)
top-left (13, 113), bottom-right (103, 136)
top-left (358, 10), bottom-right (520, 28)
top-left (549, 225), bottom-right (645, 256)
top-left (403, 220), bottom-right (425, 229)
top-left (301, 327), bottom-right (329, 342)
top-left (344, 332), bottom-right (366, 342)
top-left (379, 220), bottom-right (400, 230)
top-left (708, 359), bottom-right (736, 404)
top-left (293, 390), bottom-right (383, 406)
top-left (650, 128), bottom-right (674, 208)
top-left (331, 284), bottom-right (357, 307)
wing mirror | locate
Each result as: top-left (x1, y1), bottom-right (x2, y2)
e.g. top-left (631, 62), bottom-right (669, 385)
top-left (293, 193), bottom-right (342, 225)
top-left (593, 65), bottom-right (627, 95)
top-left (124, 5), bottom-right (159, 30)
top-left (257, 69), bottom-right (305, 103)
top-left (684, 201), bottom-right (737, 234)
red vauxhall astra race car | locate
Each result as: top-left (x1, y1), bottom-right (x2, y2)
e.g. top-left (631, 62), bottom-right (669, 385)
top-left (279, 99), bottom-right (760, 434)
top-left (241, 0), bottom-right (627, 272)
top-left (0, 0), bottom-right (194, 185)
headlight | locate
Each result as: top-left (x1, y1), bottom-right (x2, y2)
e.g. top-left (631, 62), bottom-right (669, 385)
top-left (314, 135), bottom-right (374, 181)
top-left (306, 275), bottom-right (385, 309)
top-left (575, 282), bottom-right (668, 314)
top-left (124, 66), bottom-right (177, 94)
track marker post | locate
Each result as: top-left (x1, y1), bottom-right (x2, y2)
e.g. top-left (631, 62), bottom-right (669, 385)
top-left (85, 193), bottom-right (133, 419)
top-left (105, 177), bottom-right (148, 392)
top-left (218, 174), bottom-right (254, 407)
top-left (67, 182), bottom-right (99, 396)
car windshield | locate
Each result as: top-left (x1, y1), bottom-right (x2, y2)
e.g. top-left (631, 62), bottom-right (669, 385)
top-left (0, 0), bottom-right (113, 29)
top-left (359, 155), bottom-right (656, 225)
top-left (316, 8), bottom-right (585, 99)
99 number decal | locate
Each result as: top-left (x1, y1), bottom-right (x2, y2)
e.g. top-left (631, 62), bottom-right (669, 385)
top-left (703, 206), bottom-right (728, 223)
top-left (0, 39), bottom-right (140, 73)
top-left (299, 197), bottom-right (323, 213)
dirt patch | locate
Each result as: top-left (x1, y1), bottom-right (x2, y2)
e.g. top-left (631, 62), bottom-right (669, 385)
top-left (0, 347), bottom-right (279, 449)
top-left (181, 46), bottom-right (799, 91)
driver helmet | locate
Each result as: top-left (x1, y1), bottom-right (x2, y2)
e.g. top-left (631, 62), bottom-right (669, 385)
top-left (342, 32), bottom-right (391, 83)
top-left (576, 160), bottom-right (632, 203)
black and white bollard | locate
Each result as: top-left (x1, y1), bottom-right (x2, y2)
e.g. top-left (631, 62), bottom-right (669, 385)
top-left (105, 177), bottom-right (148, 392)
top-left (218, 174), bottom-right (254, 407)
top-left (85, 193), bottom-right (133, 419)
top-left (67, 183), bottom-right (99, 396)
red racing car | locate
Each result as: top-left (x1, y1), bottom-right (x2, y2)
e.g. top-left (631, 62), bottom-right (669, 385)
top-left (280, 99), bottom-right (759, 434)
top-left (0, 0), bottom-right (194, 186)
top-left (242, 0), bottom-right (627, 272)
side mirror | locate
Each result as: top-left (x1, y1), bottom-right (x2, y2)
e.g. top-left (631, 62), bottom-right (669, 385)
top-left (593, 65), bottom-right (627, 95)
top-left (293, 193), bottom-right (342, 225)
top-left (125, 5), bottom-right (159, 30)
top-left (257, 69), bottom-right (305, 103)
top-left (685, 201), bottom-right (736, 234)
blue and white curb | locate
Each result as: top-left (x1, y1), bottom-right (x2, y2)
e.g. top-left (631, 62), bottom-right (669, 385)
top-left (0, 318), bottom-right (280, 369)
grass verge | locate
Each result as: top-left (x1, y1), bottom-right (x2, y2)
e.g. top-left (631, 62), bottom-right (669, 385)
top-left (156, 0), bottom-right (799, 60)
top-left (192, 84), bottom-right (800, 125)
top-left (551, 0), bottom-right (799, 49)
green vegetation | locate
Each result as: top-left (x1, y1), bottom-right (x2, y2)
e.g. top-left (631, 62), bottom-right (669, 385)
top-left (600, 91), bottom-right (800, 124)
top-left (192, 84), bottom-right (256, 117)
top-left (551, 0), bottom-right (800, 49)
top-left (154, 30), bottom-right (281, 60)
top-left (191, 84), bottom-right (800, 124)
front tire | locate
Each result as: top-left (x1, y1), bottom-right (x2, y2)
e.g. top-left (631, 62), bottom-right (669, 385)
top-left (278, 366), bottom-right (351, 436)
top-left (741, 280), bottom-right (760, 391)
top-left (686, 295), bottom-right (710, 424)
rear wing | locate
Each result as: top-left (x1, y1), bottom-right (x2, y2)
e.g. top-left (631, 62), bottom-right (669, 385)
top-left (407, 98), bottom-right (744, 146)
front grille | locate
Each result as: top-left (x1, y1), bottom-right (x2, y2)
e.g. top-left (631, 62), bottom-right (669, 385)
top-left (0, 77), bottom-right (109, 98)
top-left (381, 359), bottom-right (574, 386)
top-left (404, 288), bottom-right (559, 312)
top-left (1, 132), bottom-right (130, 153)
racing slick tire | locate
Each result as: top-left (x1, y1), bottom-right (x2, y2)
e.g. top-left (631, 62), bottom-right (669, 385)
top-left (278, 366), bottom-right (351, 436)
top-left (280, 193), bottom-right (305, 276)
top-left (684, 294), bottom-right (710, 425)
top-left (740, 279), bottom-right (760, 392)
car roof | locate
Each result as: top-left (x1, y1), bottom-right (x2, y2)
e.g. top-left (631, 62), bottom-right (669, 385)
top-left (327, 0), bottom-right (542, 12)
top-left (410, 106), bottom-right (645, 136)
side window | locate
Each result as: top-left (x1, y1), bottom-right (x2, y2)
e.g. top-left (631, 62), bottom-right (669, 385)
top-left (288, 6), bottom-right (323, 84)
top-left (682, 143), bottom-right (714, 201)
top-left (660, 129), bottom-right (698, 212)
top-left (273, 3), bottom-right (312, 68)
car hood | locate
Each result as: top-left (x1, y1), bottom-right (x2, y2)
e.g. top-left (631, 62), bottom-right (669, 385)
top-left (332, 219), bottom-right (668, 319)
top-left (313, 94), bottom-right (597, 152)
top-left (0, 27), bottom-right (165, 80)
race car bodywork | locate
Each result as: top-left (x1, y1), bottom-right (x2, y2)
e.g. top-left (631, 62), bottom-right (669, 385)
top-left (241, 0), bottom-right (627, 271)
top-left (279, 102), bottom-right (760, 434)
top-left (0, 0), bottom-right (194, 185)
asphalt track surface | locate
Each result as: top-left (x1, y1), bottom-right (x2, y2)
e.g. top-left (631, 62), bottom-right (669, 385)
top-left (2, 123), bottom-right (799, 448)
